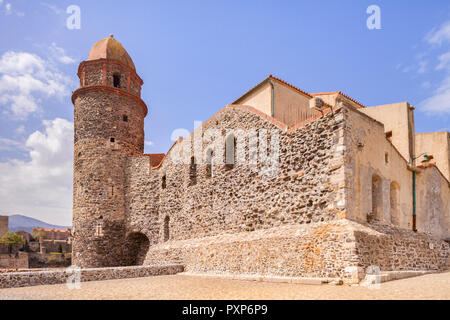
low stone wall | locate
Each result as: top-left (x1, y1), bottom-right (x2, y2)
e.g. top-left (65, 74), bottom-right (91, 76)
top-left (145, 219), bottom-right (449, 282)
top-left (0, 252), bottom-right (29, 269)
top-left (0, 264), bottom-right (184, 289)
top-left (145, 220), bottom-right (359, 279)
top-left (353, 223), bottom-right (449, 271)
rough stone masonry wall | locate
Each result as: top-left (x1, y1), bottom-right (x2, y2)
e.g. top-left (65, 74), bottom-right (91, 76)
top-left (0, 252), bottom-right (29, 269)
top-left (0, 216), bottom-right (8, 237)
top-left (72, 67), bottom-right (145, 268)
top-left (145, 220), bottom-right (359, 278)
top-left (0, 264), bottom-right (184, 289)
top-left (353, 222), bottom-right (449, 271)
top-left (143, 106), bottom-right (347, 242)
top-left (131, 106), bottom-right (350, 277)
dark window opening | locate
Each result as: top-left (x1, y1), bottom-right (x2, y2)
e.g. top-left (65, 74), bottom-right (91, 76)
top-left (206, 149), bottom-right (213, 178)
top-left (163, 216), bottom-right (170, 242)
top-left (113, 74), bottom-right (121, 88)
top-left (385, 152), bottom-right (389, 164)
top-left (123, 115), bottom-right (128, 122)
top-left (162, 175), bottom-right (167, 189)
top-left (189, 156), bottom-right (197, 186)
top-left (125, 232), bottom-right (150, 266)
top-left (110, 138), bottom-right (115, 143)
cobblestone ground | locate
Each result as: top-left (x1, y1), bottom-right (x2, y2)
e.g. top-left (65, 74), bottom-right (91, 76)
top-left (0, 272), bottom-right (449, 300)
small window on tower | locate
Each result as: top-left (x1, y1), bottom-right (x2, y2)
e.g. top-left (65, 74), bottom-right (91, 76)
top-left (110, 138), bottom-right (115, 143)
top-left (123, 115), bottom-right (128, 122)
top-left (162, 175), bottom-right (167, 189)
top-left (113, 74), bottom-right (121, 88)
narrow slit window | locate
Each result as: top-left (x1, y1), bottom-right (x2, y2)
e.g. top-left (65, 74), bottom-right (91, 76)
top-left (189, 156), bottom-right (197, 186)
top-left (113, 74), bottom-right (121, 88)
top-left (122, 115), bottom-right (128, 122)
top-left (206, 149), bottom-right (213, 178)
top-left (162, 175), bottom-right (167, 189)
top-left (163, 216), bottom-right (170, 242)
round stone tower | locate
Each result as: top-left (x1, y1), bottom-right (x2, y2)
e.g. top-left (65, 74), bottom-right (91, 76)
top-left (71, 35), bottom-right (147, 267)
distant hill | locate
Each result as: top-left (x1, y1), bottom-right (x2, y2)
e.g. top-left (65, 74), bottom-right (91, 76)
top-left (5, 214), bottom-right (71, 234)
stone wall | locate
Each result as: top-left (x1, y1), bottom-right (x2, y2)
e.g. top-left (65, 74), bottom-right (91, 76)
top-left (0, 264), bottom-right (184, 289)
top-left (72, 59), bottom-right (146, 268)
top-left (28, 252), bottom-right (71, 268)
top-left (0, 252), bottom-right (29, 269)
top-left (145, 219), bottom-right (449, 279)
top-left (0, 215), bottom-right (8, 237)
top-left (416, 165), bottom-right (450, 239)
top-left (343, 106), bottom-right (414, 229)
top-left (140, 105), bottom-right (346, 244)
top-left (145, 220), bottom-right (359, 278)
top-left (353, 222), bottom-right (449, 271)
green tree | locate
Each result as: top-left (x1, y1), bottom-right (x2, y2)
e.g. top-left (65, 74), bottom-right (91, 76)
top-left (0, 232), bottom-right (24, 245)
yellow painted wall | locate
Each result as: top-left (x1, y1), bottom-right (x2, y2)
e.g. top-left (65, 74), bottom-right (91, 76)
top-left (416, 166), bottom-right (450, 238)
top-left (360, 102), bottom-right (415, 163)
top-left (415, 131), bottom-right (450, 181)
top-left (272, 81), bottom-right (317, 126)
top-left (344, 107), bottom-right (413, 229)
top-left (235, 81), bottom-right (272, 117)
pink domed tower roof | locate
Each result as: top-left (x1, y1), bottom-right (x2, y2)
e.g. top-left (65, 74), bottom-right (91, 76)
top-left (87, 34), bottom-right (135, 70)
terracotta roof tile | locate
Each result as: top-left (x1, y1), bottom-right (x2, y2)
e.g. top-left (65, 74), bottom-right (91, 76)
top-left (311, 91), bottom-right (366, 108)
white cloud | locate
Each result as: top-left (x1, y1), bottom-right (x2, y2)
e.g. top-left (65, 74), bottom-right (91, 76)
top-left (426, 21), bottom-right (450, 46)
top-left (40, 2), bottom-right (63, 15)
top-left (0, 137), bottom-right (25, 151)
top-left (419, 20), bottom-right (450, 115)
top-left (0, 51), bottom-right (73, 119)
top-left (49, 42), bottom-right (75, 64)
top-left (15, 125), bottom-right (26, 135)
top-left (0, 118), bottom-right (73, 225)
top-left (420, 75), bottom-right (450, 114)
top-left (5, 3), bottom-right (11, 15)
top-left (145, 140), bottom-right (154, 147)
top-left (436, 52), bottom-right (450, 70)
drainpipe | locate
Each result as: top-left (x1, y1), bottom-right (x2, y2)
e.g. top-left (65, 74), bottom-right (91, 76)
top-left (269, 79), bottom-right (275, 117)
top-left (412, 171), bottom-right (417, 232)
top-left (409, 153), bottom-right (427, 232)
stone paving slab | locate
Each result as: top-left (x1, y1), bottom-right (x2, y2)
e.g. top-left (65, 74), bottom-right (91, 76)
top-left (0, 271), bottom-right (449, 300)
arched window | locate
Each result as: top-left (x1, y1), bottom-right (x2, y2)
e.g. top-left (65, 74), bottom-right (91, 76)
top-left (225, 134), bottom-right (236, 170)
top-left (390, 181), bottom-right (400, 226)
top-left (206, 149), bottom-right (213, 178)
top-left (369, 174), bottom-right (382, 223)
top-left (189, 156), bottom-right (197, 186)
top-left (113, 74), bottom-right (121, 88)
top-left (163, 216), bottom-right (170, 242)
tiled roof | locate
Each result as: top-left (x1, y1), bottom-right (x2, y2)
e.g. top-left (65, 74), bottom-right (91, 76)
top-left (310, 91), bottom-right (366, 108)
top-left (269, 75), bottom-right (312, 98)
top-left (33, 228), bottom-right (71, 233)
top-left (232, 74), bottom-right (312, 104)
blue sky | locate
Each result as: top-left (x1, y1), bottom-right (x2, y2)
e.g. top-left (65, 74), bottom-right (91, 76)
top-left (0, 0), bottom-right (449, 225)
